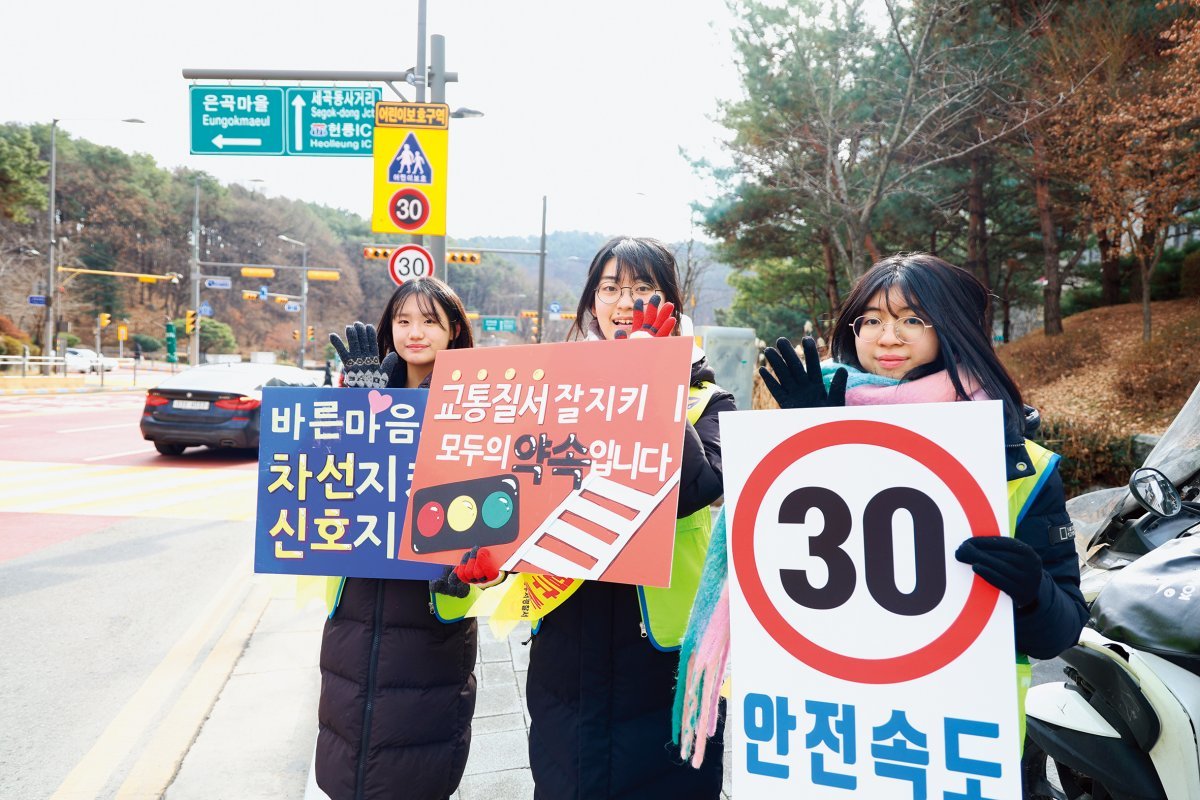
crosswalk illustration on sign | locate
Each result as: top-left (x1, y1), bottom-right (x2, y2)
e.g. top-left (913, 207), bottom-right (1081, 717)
top-left (499, 468), bottom-right (682, 579)
top-left (388, 132), bottom-right (433, 185)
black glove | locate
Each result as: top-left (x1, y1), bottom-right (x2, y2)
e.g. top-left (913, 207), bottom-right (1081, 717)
top-left (955, 536), bottom-right (1044, 609)
top-left (430, 565), bottom-right (471, 599)
top-left (759, 336), bottom-right (847, 410)
top-left (328, 322), bottom-right (400, 389)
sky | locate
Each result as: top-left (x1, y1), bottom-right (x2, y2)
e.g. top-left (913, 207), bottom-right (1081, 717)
top-left (1, 0), bottom-right (746, 243)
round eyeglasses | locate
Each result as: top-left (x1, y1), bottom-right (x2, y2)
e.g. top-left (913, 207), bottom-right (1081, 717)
top-left (595, 282), bottom-right (659, 305)
top-left (851, 315), bottom-right (933, 344)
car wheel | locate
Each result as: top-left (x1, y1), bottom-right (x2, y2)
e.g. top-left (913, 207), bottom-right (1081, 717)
top-left (154, 442), bottom-right (187, 456)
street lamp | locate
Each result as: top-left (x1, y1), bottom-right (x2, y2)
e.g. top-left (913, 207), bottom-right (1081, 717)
top-left (450, 107), bottom-right (484, 119)
top-left (277, 234), bottom-right (308, 366)
top-left (44, 117), bottom-right (144, 367)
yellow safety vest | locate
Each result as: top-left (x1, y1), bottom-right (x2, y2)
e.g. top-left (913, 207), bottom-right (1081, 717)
top-left (1008, 438), bottom-right (1060, 743)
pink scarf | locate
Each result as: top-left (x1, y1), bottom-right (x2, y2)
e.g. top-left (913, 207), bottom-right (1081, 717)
top-left (844, 369), bottom-right (990, 406)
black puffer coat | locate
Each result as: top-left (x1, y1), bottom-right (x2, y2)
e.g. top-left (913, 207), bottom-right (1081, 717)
top-left (315, 577), bottom-right (478, 800)
top-left (526, 357), bottom-right (734, 800)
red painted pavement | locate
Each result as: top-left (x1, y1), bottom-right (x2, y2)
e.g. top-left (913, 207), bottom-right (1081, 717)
top-left (0, 512), bottom-right (125, 562)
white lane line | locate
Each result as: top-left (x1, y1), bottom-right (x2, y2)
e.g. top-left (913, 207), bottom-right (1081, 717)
top-left (83, 447), bottom-right (156, 462)
top-left (58, 422), bottom-right (132, 434)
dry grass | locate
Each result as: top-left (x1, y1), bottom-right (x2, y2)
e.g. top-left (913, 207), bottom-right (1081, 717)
top-left (1000, 298), bottom-right (1200, 435)
top-left (1000, 298), bottom-right (1200, 491)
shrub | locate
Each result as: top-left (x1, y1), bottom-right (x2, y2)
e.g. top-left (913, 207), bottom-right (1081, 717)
top-left (131, 333), bottom-right (162, 353)
top-left (59, 332), bottom-right (80, 348)
top-left (1035, 418), bottom-right (1137, 496)
top-left (1181, 250), bottom-right (1200, 298)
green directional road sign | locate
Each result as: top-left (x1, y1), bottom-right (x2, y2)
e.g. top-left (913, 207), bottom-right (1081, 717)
top-left (285, 87), bottom-right (381, 156)
top-left (190, 85), bottom-right (380, 157)
top-left (190, 87), bottom-right (285, 155)
top-left (481, 316), bottom-right (518, 333)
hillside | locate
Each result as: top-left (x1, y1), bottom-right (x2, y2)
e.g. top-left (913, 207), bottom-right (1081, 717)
top-left (999, 298), bottom-right (1200, 490)
top-left (1000, 298), bottom-right (1200, 434)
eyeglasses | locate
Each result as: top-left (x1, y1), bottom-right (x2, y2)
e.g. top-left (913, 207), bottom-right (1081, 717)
top-left (851, 315), bottom-right (934, 343)
top-left (595, 281), bottom-right (659, 305)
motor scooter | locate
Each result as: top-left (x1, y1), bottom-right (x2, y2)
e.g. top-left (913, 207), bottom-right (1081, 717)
top-left (1023, 467), bottom-right (1200, 799)
top-left (1067, 381), bottom-right (1200, 602)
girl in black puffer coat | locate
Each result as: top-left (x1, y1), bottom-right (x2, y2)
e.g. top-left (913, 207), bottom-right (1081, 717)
top-left (317, 278), bottom-right (480, 800)
top-left (526, 238), bottom-right (734, 800)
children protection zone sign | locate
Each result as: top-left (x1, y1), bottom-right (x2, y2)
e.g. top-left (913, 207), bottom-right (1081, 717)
top-left (371, 102), bottom-right (448, 236)
top-left (721, 401), bottom-right (1021, 799)
top-left (399, 337), bottom-right (695, 588)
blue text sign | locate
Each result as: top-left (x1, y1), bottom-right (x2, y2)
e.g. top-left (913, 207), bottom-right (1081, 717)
top-left (28, 295), bottom-right (46, 306)
top-left (255, 387), bottom-right (444, 579)
top-left (204, 277), bottom-right (232, 290)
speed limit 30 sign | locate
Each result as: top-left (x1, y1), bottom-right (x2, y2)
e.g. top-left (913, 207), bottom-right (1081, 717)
top-left (387, 244), bottom-right (435, 286)
top-left (721, 401), bottom-right (1021, 799)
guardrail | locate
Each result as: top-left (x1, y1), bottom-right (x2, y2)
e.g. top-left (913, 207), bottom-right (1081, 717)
top-left (0, 353), bottom-right (67, 377)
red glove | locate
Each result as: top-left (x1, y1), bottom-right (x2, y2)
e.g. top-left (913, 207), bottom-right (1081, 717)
top-left (616, 295), bottom-right (676, 339)
top-left (454, 546), bottom-right (502, 587)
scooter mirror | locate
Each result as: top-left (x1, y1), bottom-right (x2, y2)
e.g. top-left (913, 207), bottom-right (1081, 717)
top-left (1129, 467), bottom-right (1183, 518)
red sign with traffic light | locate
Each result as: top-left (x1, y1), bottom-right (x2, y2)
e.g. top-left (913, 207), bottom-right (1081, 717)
top-left (399, 337), bottom-right (695, 588)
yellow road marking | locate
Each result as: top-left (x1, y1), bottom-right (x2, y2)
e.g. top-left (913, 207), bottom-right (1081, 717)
top-left (49, 561), bottom-right (252, 800)
top-left (115, 582), bottom-right (271, 798)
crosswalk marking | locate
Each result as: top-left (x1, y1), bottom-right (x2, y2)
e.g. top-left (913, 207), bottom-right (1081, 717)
top-left (500, 470), bottom-right (681, 579)
top-left (0, 460), bottom-right (257, 522)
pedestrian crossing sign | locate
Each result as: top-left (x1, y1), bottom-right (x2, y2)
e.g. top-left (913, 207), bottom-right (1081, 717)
top-left (388, 133), bottom-right (433, 185)
top-left (372, 102), bottom-right (448, 236)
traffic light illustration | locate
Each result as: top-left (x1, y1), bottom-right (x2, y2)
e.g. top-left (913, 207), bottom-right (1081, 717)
top-left (307, 326), bottom-right (315, 341)
top-left (410, 475), bottom-right (521, 554)
top-left (185, 310), bottom-right (197, 334)
top-left (98, 312), bottom-right (111, 328)
top-left (447, 251), bottom-right (481, 265)
top-left (362, 247), bottom-right (393, 260)
top-left (292, 330), bottom-right (300, 341)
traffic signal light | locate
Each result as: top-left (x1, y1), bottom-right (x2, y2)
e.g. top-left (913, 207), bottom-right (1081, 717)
top-left (307, 326), bottom-right (315, 342)
top-left (293, 330), bottom-right (300, 341)
top-left (559, 312), bottom-right (577, 320)
top-left (185, 310), bottom-right (197, 334)
top-left (98, 312), bottom-right (111, 328)
top-left (520, 310), bottom-right (539, 319)
top-left (362, 247), bottom-right (393, 260)
top-left (447, 251), bottom-right (481, 265)
top-left (242, 291), bottom-right (259, 301)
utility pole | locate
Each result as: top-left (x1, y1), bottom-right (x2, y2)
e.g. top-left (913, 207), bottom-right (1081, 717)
top-left (537, 196), bottom-right (547, 344)
top-left (44, 120), bottom-right (58, 372)
top-left (300, 247), bottom-right (309, 366)
top-left (190, 180), bottom-right (201, 367)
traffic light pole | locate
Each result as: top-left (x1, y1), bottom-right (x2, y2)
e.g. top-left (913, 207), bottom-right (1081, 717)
top-left (190, 180), bottom-right (201, 367)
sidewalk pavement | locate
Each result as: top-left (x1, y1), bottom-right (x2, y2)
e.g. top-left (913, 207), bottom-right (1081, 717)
top-left (168, 586), bottom-right (734, 799)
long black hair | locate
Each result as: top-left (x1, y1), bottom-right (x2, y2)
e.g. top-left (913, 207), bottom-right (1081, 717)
top-left (567, 236), bottom-right (683, 340)
top-left (830, 253), bottom-right (1025, 431)
top-left (375, 276), bottom-right (473, 368)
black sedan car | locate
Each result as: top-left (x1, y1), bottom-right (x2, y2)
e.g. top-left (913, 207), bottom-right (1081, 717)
top-left (140, 363), bottom-right (319, 455)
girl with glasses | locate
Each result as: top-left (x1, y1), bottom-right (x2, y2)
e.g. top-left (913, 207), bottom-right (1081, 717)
top-left (676, 253), bottom-right (1087, 768)
top-left (530, 237), bottom-right (735, 799)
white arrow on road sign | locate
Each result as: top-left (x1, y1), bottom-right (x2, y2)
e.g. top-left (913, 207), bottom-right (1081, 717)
top-left (291, 94), bottom-right (306, 152)
top-left (212, 135), bottom-right (264, 149)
